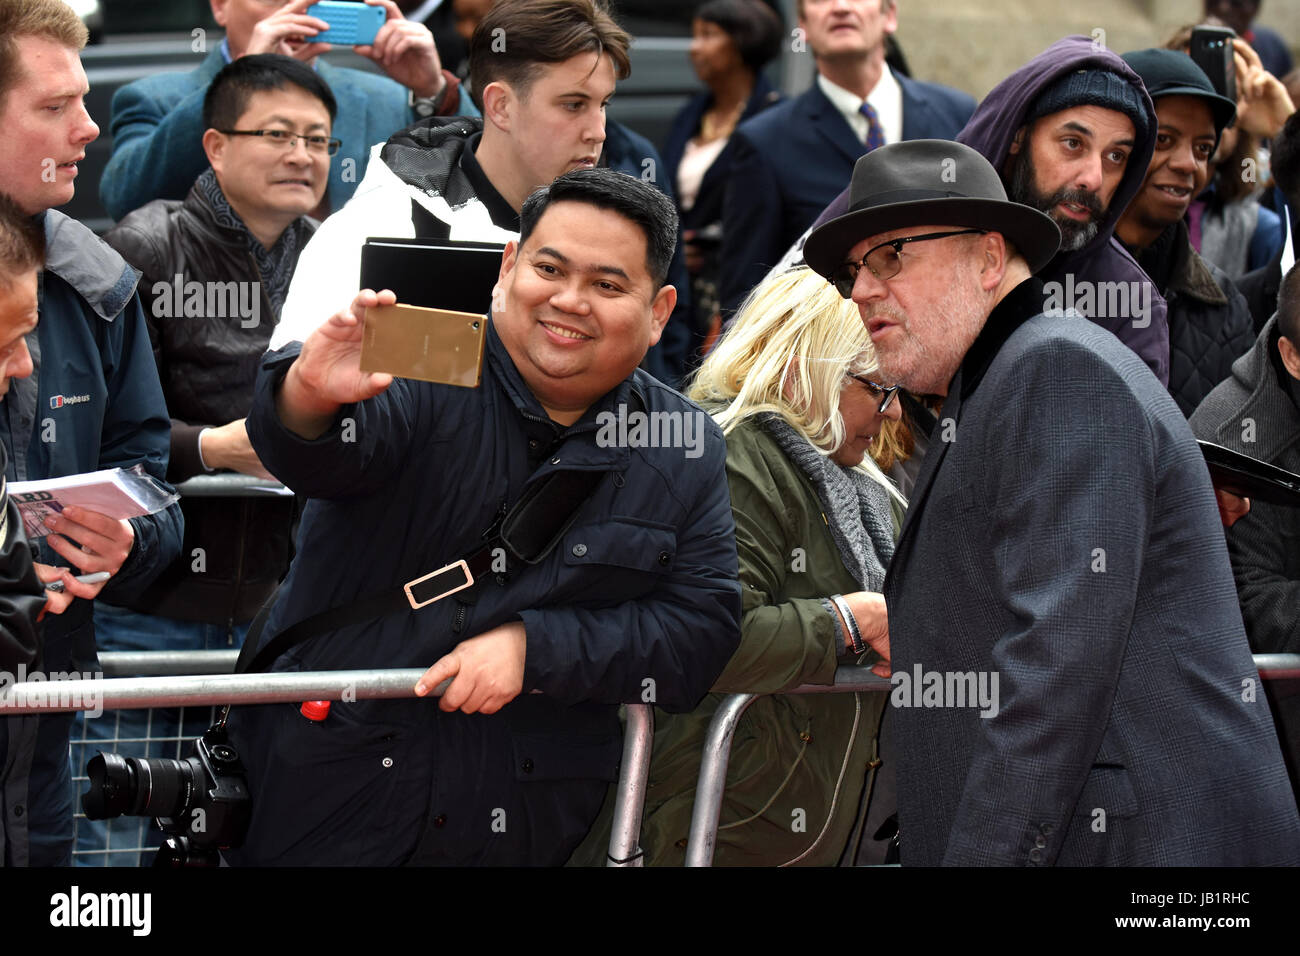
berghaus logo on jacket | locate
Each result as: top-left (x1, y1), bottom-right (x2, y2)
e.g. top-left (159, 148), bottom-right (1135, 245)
top-left (49, 394), bottom-right (91, 410)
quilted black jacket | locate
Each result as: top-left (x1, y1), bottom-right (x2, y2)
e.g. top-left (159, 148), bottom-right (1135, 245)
top-left (1136, 221), bottom-right (1255, 416)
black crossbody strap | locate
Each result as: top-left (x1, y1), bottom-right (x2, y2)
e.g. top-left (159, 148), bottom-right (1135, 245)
top-left (236, 386), bottom-right (644, 674)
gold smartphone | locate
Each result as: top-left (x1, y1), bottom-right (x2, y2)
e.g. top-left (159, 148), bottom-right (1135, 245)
top-left (360, 304), bottom-right (487, 388)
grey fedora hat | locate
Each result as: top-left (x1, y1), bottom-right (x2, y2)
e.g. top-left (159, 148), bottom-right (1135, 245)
top-left (803, 139), bottom-right (1062, 280)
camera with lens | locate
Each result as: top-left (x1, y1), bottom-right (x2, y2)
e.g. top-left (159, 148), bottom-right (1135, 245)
top-left (82, 723), bottom-right (251, 867)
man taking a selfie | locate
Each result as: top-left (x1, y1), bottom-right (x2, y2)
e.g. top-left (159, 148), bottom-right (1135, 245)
top-left (225, 168), bottom-right (741, 866)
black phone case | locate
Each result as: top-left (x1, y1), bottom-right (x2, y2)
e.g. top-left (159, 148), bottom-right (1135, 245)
top-left (1199, 440), bottom-right (1300, 507)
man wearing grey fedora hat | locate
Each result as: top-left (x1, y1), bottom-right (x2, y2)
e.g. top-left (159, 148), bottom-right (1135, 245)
top-left (803, 138), bottom-right (1300, 866)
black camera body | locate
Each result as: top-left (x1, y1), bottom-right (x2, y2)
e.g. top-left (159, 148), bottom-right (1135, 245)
top-left (83, 724), bottom-right (252, 866)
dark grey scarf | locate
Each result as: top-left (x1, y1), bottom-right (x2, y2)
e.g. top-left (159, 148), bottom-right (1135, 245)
top-left (759, 414), bottom-right (895, 592)
top-left (197, 168), bottom-right (299, 318)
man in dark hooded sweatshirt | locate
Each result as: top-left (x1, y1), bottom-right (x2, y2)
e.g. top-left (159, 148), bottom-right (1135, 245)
top-left (797, 36), bottom-right (1171, 387)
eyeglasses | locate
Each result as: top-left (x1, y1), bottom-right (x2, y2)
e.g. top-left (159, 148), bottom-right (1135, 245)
top-left (830, 229), bottom-right (987, 298)
top-left (848, 374), bottom-right (900, 415)
top-left (219, 129), bottom-right (341, 156)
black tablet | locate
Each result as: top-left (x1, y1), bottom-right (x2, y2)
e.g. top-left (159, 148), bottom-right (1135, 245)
top-left (360, 237), bottom-right (506, 315)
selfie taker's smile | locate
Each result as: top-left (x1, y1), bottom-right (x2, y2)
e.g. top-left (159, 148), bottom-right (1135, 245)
top-left (539, 319), bottom-right (593, 342)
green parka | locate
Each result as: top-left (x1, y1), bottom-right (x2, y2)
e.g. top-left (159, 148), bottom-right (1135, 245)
top-left (573, 415), bottom-right (902, 866)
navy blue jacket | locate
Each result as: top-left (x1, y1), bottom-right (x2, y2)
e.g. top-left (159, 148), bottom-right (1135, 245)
top-left (719, 72), bottom-right (975, 315)
top-left (228, 322), bottom-right (741, 865)
top-left (603, 120), bottom-right (694, 387)
top-left (24, 212), bottom-right (184, 641)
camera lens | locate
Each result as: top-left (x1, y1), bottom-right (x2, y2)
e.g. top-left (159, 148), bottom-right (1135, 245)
top-left (82, 753), bottom-right (199, 820)
top-left (82, 752), bottom-right (135, 819)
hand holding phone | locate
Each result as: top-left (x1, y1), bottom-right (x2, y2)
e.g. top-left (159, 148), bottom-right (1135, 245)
top-left (360, 304), bottom-right (486, 387)
top-left (244, 0), bottom-right (333, 61)
top-left (1229, 37), bottom-right (1296, 138)
top-left (1190, 25), bottom-right (1237, 104)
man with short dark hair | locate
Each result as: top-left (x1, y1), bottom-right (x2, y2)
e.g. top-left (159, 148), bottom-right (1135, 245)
top-left (802, 138), bottom-right (1300, 864)
top-left (718, 0), bottom-right (974, 317)
top-left (224, 167), bottom-right (741, 865)
top-left (0, 0), bottom-right (183, 867)
top-left (82, 54), bottom-right (336, 865)
top-left (1115, 48), bottom-right (1255, 416)
top-left (272, 0), bottom-right (692, 384)
top-left (1191, 264), bottom-right (1300, 803)
top-left (100, 0), bottom-right (477, 221)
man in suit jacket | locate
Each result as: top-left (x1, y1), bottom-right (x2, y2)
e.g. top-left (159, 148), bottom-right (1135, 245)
top-left (100, 0), bottom-right (476, 221)
top-left (802, 139), bottom-right (1300, 865)
top-left (717, 0), bottom-right (973, 317)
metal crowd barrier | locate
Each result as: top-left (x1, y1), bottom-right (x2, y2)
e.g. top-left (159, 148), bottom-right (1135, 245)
top-left (173, 474), bottom-right (291, 498)
top-left (683, 655), bottom-right (1300, 867)
top-left (0, 651), bottom-right (654, 868)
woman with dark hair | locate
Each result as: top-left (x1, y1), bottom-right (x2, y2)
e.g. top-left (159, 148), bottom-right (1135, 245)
top-left (662, 0), bottom-right (784, 357)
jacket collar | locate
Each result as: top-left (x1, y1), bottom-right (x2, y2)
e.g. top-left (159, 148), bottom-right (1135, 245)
top-left (1130, 219), bottom-right (1227, 306)
top-left (898, 72), bottom-right (939, 141)
top-left (1166, 220), bottom-right (1229, 305)
top-left (458, 132), bottom-right (519, 232)
top-left (38, 209), bottom-right (139, 322)
top-left (890, 277), bottom-right (1045, 570)
top-left (958, 276), bottom-right (1046, 402)
top-left (1219, 315), bottom-right (1300, 461)
top-left (183, 172), bottom-right (317, 251)
top-left (802, 81), bottom-right (867, 166)
top-left (380, 115), bottom-right (485, 209)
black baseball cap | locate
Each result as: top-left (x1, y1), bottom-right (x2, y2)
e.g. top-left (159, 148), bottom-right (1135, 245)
top-left (1121, 48), bottom-right (1237, 135)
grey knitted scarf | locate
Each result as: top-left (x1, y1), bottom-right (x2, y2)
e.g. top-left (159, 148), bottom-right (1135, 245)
top-left (759, 414), bottom-right (894, 591)
top-left (197, 168), bottom-right (299, 318)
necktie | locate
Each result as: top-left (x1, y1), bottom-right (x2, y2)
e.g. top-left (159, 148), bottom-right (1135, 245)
top-left (860, 102), bottom-right (886, 152)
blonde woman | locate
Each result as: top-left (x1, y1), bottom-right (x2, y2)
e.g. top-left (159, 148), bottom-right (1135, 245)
top-left (574, 266), bottom-right (903, 866)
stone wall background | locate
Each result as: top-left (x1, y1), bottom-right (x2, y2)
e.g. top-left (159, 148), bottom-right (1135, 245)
top-left (894, 0), bottom-right (1299, 100)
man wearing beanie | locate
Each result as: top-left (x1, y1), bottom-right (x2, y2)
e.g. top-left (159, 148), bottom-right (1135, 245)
top-left (1116, 49), bottom-right (1254, 417)
top-left (797, 37), bottom-right (1171, 386)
